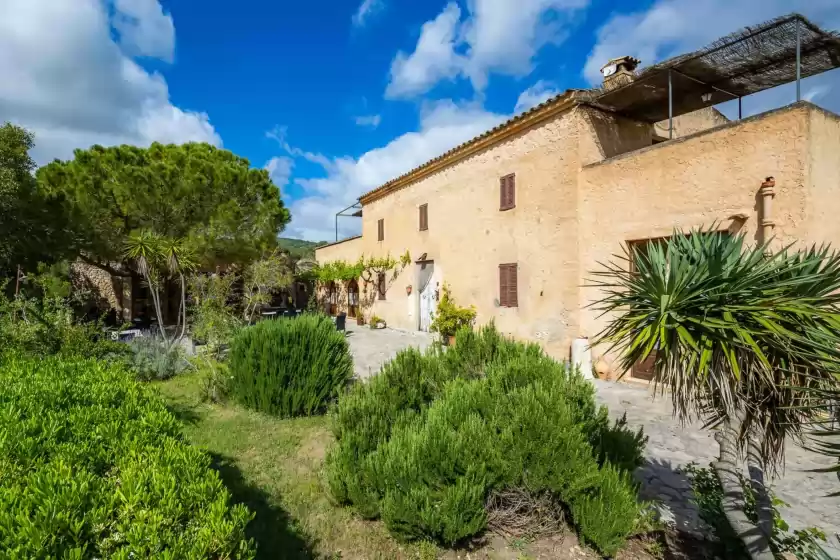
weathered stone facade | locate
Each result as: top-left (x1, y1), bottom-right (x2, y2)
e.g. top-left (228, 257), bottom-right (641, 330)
top-left (316, 101), bottom-right (840, 376)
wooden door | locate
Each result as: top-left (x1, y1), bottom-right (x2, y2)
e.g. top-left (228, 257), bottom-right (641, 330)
top-left (347, 280), bottom-right (359, 318)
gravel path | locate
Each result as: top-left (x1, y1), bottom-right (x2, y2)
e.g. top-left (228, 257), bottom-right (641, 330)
top-left (345, 330), bottom-right (840, 555)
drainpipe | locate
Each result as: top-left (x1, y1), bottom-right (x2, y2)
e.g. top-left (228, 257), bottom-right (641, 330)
top-left (759, 176), bottom-right (775, 253)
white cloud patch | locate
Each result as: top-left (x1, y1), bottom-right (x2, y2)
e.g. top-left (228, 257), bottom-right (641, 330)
top-left (284, 100), bottom-right (507, 240)
top-left (355, 114), bottom-right (382, 128)
top-left (111, 0), bottom-right (175, 61)
top-left (352, 0), bottom-right (385, 28)
top-left (264, 156), bottom-right (294, 192)
top-left (584, 0), bottom-right (840, 116)
top-left (514, 80), bottom-right (561, 113)
top-left (386, 0), bottom-right (588, 98)
top-left (0, 0), bottom-right (219, 165)
top-left (386, 3), bottom-right (465, 99)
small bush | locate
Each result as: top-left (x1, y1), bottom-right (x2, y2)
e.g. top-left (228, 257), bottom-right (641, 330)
top-left (196, 357), bottom-right (232, 403)
top-left (127, 335), bottom-right (190, 381)
top-left (228, 314), bottom-right (353, 417)
top-left (326, 323), bottom-right (644, 555)
top-left (0, 355), bottom-right (254, 558)
top-left (430, 284), bottom-right (476, 339)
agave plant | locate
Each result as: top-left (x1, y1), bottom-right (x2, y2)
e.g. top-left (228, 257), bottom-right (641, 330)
top-left (589, 229), bottom-right (840, 559)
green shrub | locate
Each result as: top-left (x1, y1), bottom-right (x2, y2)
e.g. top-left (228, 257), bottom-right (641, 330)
top-left (0, 355), bottom-right (254, 558)
top-left (228, 314), bottom-right (353, 417)
top-left (430, 284), bottom-right (476, 338)
top-left (0, 293), bottom-right (128, 360)
top-left (127, 335), bottom-right (190, 381)
top-left (326, 323), bottom-right (645, 555)
top-left (681, 462), bottom-right (829, 559)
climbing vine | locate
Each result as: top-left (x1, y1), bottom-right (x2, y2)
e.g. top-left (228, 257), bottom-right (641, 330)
top-left (315, 251), bottom-right (410, 284)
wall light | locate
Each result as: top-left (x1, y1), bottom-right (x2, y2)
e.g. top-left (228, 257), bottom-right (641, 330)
top-left (701, 92), bottom-right (713, 103)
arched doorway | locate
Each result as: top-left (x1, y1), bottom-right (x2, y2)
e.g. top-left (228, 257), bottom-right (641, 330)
top-left (347, 279), bottom-right (359, 318)
top-left (327, 281), bottom-right (337, 316)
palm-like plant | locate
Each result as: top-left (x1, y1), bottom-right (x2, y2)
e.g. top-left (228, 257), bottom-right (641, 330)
top-left (159, 237), bottom-right (197, 339)
top-left (590, 230), bottom-right (840, 559)
top-left (123, 230), bottom-right (167, 340)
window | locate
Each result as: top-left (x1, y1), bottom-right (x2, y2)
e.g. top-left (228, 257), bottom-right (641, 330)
top-left (377, 218), bottom-right (384, 241)
top-left (499, 263), bottom-right (518, 307)
top-left (377, 272), bottom-right (386, 300)
top-left (419, 203), bottom-right (428, 231)
top-left (500, 173), bottom-right (515, 211)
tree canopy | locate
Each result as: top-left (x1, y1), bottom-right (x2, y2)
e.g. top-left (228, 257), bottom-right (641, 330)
top-left (37, 142), bottom-right (290, 275)
top-left (0, 123), bottom-right (70, 278)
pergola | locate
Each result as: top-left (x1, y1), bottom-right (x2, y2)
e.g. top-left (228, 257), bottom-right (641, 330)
top-left (334, 202), bottom-right (362, 242)
top-left (591, 14), bottom-right (840, 137)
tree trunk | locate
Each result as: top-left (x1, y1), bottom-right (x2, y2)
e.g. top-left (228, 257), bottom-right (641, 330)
top-left (178, 272), bottom-right (187, 340)
top-left (713, 417), bottom-right (773, 560)
top-left (145, 274), bottom-right (168, 343)
top-left (747, 429), bottom-right (775, 545)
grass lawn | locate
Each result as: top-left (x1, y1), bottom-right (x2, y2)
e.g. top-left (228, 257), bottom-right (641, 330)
top-left (155, 371), bottom-right (440, 560)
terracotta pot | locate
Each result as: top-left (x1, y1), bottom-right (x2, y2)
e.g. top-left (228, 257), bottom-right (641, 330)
top-left (594, 357), bottom-right (611, 381)
top-left (447, 335), bottom-right (456, 346)
top-left (357, 316), bottom-right (364, 325)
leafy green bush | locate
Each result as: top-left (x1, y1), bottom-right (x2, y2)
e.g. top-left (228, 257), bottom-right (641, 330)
top-left (228, 314), bottom-right (353, 417)
top-left (681, 463), bottom-right (829, 559)
top-left (326, 323), bottom-right (645, 555)
top-left (127, 335), bottom-right (190, 381)
top-left (0, 292), bottom-right (128, 360)
top-left (0, 355), bottom-right (254, 558)
top-left (430, 283), bottom-right (476, 339)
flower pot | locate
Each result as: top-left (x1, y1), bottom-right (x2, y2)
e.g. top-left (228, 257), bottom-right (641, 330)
top-left (447, 335), bottom-right (456, 346)
top-left (357, 315), bottom-right (365, 326)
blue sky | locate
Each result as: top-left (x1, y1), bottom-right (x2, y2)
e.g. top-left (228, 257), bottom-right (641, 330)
top-left (2, 0), bottom-right (840, 241)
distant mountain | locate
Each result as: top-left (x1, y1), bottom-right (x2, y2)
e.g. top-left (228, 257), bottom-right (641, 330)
top-left (278, 237), bottom-right (328, 259)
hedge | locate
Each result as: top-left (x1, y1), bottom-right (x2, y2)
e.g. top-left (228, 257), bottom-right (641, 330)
top-left (0, 356), bottom-right (254, 558)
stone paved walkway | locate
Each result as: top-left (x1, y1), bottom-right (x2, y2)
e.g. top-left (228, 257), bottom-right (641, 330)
top-left (344, 330), bottom-right (840, 555)
top-left (594, 379), bottom-right (840, 556)
top-left (344, 325), bottom-right (434, 380)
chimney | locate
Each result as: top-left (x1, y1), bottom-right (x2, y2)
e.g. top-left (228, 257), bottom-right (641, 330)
top-left (600, 56), bottom-right (640, 91)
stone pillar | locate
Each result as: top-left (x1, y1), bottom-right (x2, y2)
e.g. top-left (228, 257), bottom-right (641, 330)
top-left (759, 176), bottom-right (776, 253)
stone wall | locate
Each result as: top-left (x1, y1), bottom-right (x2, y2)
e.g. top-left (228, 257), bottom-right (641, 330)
top-left (69, 262), bottom-right (131, 320)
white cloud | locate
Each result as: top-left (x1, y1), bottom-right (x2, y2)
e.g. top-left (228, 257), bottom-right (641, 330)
top-left (111, 0), bottom-right (175, 61)
top-left (515, 80), bottom-right (561, 113)
top-left (352, 0), bottom-right (384, 28)
top-left (0, 0), bottom-right (219, 165)
top-left (386, 0), bottom-right (588, 98)
top-left (265, 156), bottom-right (294, 192)
top-left (355, 114), bottom-right (382, 128)
top-left (386, 3), bottom-right (465, 99)
top-left (284, 100), bottom-right (507, 240)
top-left (584, 0), bottom-right (840, 116)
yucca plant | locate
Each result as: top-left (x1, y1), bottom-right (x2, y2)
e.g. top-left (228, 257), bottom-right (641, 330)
top-left (590, 229), bottom-right (840, 559)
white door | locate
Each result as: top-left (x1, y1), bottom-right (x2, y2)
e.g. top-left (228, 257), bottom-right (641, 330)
top-left (419, 266), bottom-right (436, 332)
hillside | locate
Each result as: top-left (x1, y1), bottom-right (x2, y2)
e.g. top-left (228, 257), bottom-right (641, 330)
top-left (278, 237), bottom-right (328, 259)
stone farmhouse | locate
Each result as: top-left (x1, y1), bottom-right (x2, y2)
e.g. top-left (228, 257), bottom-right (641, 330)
top-left (315, 14), bottom-right (840, 381)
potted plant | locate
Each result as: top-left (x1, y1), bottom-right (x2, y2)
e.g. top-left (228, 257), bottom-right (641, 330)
top-left (369, 315), bottom-right (386, 329)
top-left (430, 284), bottom-right (476, 345)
